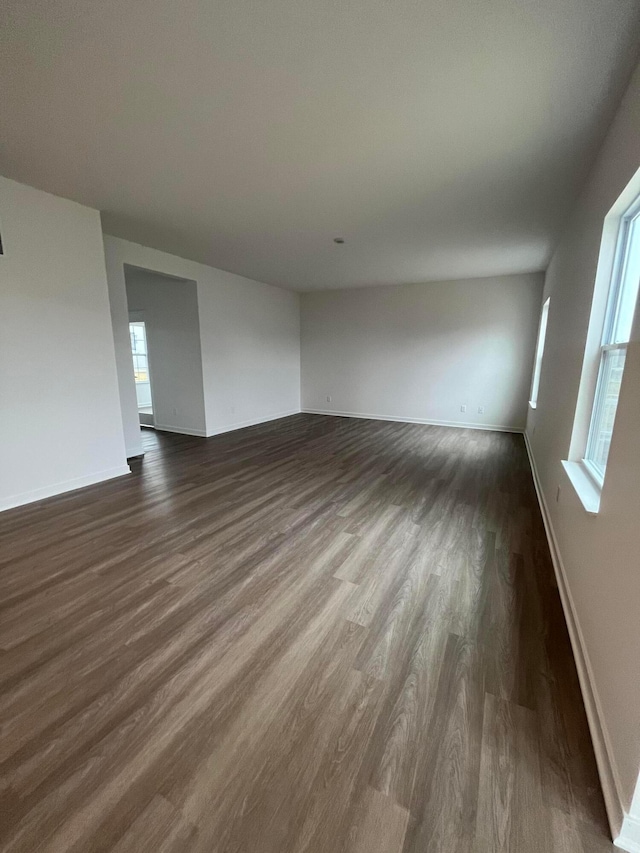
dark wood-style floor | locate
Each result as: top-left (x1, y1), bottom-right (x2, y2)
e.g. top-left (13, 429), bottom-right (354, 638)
top-left (0, 414), bottom-right (612, 852)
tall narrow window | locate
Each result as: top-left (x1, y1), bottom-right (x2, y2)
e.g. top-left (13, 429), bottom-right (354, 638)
top-left (129, 321), bottom-right (153, 416)
top-left (583, 196), bottom-right (640, 486)
top-left (529, 297), bottom-right (550, 409)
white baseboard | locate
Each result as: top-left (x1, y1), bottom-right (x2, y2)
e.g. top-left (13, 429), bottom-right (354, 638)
top-left (206, 408), bottom-right (302, 437)
top-left (0, 465), bottom-right (131, 513)
top-left (618, 813), bottom-right (640, 852)
top-left (523, 432), bottom-right (626, 845)
top-left (154, 424), bottom-right (207, 437)
top-left (302, 408), bottom-right (523, 434)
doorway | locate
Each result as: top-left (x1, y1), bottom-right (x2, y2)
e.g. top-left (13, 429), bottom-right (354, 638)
top-left (124, 264), bottom-right (206, 438)
top-left (129, 319), bottom-right (154, 427)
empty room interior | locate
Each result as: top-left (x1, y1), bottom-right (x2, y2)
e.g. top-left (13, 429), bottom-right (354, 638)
top-left (1, 1), bottom-right (640, 851)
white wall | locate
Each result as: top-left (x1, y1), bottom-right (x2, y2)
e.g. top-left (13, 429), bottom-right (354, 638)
top-left (0, 177), bottom-right (129, 511)
top-left (300, 274), bottom-right (543, 431)
top-left (125, 268), bottom-right (206, 436)
top-left (526, 60), bottom-right (640, 847)
top-left (104, 235), bottom-right (300, 456)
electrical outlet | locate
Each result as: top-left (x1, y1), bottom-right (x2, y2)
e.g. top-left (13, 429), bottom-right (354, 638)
top-left (556, 485), bottom-right (561, 503)
top-left (172, 407), bottom-right (177, 417)
top-left (460, 404), bottom-right (467, 413)
top-left (477, 406), bottom-right (485, 415)
top-left (326, 396), bottom-right (332, 403)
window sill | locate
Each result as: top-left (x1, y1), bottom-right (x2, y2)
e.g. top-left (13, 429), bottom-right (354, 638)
top-left (561, 460), bottom-right (601, 515)
top-left (528, 400), bottom-right (537, 410)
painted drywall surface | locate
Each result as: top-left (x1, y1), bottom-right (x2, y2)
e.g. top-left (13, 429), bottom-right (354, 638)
top-left (103, 235), bottom-right (300, 447)
top-left (104, 240), bottom-right (145, 457)
top-left (301, 275), bottom-right (543, 430)
top-left (0, 177), bottom-right (129, 510)
top-left (526, 60), bottom-right (640, 825)
top-left (125, 268), bottom-right (206, 436)
top-left (196, 268), bottom-right (301, 434)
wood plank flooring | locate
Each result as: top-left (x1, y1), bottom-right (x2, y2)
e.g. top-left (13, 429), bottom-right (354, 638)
top-left (0, 414), bottom-right (613, 852)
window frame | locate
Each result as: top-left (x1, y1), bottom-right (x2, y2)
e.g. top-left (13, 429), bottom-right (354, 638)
top-left (129, 320), bottom-right (151, 384)
top-left (581, 195), bottom-right (640, 489)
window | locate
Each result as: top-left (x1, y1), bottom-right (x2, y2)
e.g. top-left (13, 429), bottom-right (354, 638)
top-left (529, 297), bottom-right (550, 409)
top-left (583, 195), bottom-right (640, 486)
top-left (129, 321), bottom-right (149, 383)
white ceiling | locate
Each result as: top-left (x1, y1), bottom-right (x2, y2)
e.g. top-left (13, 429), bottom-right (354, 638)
top-left (1, 0), bottom-right (639, 291)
